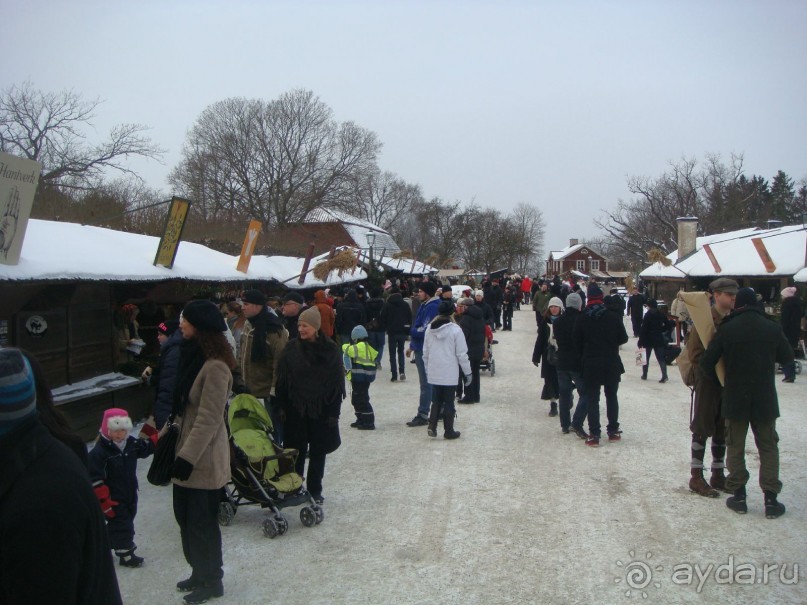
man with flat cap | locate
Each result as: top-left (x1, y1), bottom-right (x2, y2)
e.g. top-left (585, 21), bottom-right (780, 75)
top-left (280, 291), bottom-right (306, 340)
top-left (683, 277), bottom-right (737, 497)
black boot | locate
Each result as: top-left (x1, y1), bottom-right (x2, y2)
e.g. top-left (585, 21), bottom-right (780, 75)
top-left (177, 576), bottom-right (201, 593)
top-left (641, 365), bottom-right (648, 380)
top-left (427, 404), bottom-right (440, 438)
top-left (764, 490), bottom-right (786, 519)
top-left (183, 580), bottom-right (224, 604)
top-left (117, 548), bottom-right (144, 568)
top-left (443, 412), bottom-right (461, 440)
top-left (726, 486), bottom-right (747, 514)
top-left (548, 402), bottom-right (558, 417)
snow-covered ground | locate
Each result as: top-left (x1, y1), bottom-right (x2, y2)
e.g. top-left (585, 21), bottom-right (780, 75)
top-left (119, 308), bottom-right (807, 605)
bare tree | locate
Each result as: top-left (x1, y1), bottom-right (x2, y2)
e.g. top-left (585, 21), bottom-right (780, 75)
top-left (506, 203), bottom-right (545, 274)
top-left (339, 169), bottom-right (423, 232)
top-left (0, 82), bottom-right (163, 195)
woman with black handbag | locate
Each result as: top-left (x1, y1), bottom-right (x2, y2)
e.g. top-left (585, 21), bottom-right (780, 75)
top-left (169, 300), bottom-right (235, 604)
top-left (532, 297), bottom-right (564, 417)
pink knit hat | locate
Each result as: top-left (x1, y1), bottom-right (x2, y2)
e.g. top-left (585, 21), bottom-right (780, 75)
top-left (101, 408), bottom-right (133, 438)
top-left (781, 286), bottom-right (797, 299)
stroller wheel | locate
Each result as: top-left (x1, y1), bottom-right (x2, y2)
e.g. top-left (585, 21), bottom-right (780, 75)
top-left (218, 502), bottom-right (235, 527)
top-left (262, 518), bottom-right (279, 538)
top-left (490, 359), bottom-right (496, 376)
top-left (314, 507), bottom-right (324, 525)
top-left (276, 515), bottom-right (289, 536)
top-left (300, 507), bottom-right (316, 527)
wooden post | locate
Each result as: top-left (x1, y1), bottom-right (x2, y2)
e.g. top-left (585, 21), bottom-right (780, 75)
top-left (298, 243), bottom-right (316, 285)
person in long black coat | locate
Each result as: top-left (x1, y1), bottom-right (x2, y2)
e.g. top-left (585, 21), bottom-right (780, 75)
top-left (335, 289), bottom-right (366, 345)
top-left (456, 298), bottom-right (486, 403)
top-left (0, 349), bottom-right (122, 605)
top-left (573, 285), bottom-right (629, 445)
top-left (533, 299), bottom-right (563, 417)
top-left (380, 287), bottom-right (413, 381)
top-left (152, 320), bottom-right (182, 428)
top-left (700, 288), bottom-right (793, 516)
top-left (779, 286), bottom-right (803, 355)
top-left (638, 299), bottom-right (671, 382)
top-left (552, 293), bottom-right (588, 435)
top-left (626, 288), bottom-right (645, 337)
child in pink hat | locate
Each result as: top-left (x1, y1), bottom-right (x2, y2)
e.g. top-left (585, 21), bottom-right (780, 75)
top-left (88, 408), bottom-right (157, 567)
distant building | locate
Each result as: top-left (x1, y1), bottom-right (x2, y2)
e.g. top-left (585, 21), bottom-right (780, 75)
top-left (546, 239), bottom-right (610, 280)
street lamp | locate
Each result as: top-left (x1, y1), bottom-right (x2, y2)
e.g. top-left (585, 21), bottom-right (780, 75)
top-left (365, 231), bottom-right (376, 274)
top-left (587, 255), bottom-right (592, 278)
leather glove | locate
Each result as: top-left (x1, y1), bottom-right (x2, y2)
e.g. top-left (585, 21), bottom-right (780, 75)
top-left (463, 374), bottom-right (472, 387)
top-left (171, 457), bottom-right (194, 481)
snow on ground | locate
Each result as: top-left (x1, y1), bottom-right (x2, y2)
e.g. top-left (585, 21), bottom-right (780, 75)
top-left (119, 308), bottom-right (807, 605)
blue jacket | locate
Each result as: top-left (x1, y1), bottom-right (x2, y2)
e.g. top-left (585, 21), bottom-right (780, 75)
top-left (88, 435), bottom-right (154, 506)
top-left (409, 297), bottom-right (440, 352)
top-left (153, 330), bottom-right (182, 428)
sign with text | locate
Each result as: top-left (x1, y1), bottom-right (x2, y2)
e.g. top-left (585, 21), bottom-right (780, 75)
top-left (0, 151), bottom-right (42, 265)
top-left (153, 197), bottom-right (191, 268)
top-left (236, 220), bottom-right (262, 273)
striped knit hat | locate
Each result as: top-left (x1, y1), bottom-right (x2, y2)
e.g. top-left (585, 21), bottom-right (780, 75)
top-left (0, 349), bottom-right (37, 435)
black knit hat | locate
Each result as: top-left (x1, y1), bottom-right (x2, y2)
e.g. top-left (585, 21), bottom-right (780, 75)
top-left (438, 300), bottom-right (455, 316)
top-left (419, 282), bottom-right (437, 297)
top-left (242, 289), bottom-right (267, 306)
top-left (157, 319), bottom-right (180, 336)
top-left (282, 291), bottom-right (304, 305)
top-left (587, 283), bottom-right (604, 299)
top-left (735, 287), bottom-right (757, 309)
top-left (182, 300), bottom-right (227, 332)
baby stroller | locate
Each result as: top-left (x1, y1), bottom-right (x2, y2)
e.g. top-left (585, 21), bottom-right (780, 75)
top-left (218, 394), bottom-right (323, 538)
top-left (478, 324), bottom-right (497, 376)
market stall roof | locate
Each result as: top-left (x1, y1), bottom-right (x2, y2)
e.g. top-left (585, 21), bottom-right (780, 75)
top-left (0, 219), bottom-right (364, 288)
top-left (640, 224), bottom-right (807, 280)
top-left (795, 267), bottom-right (807, 283)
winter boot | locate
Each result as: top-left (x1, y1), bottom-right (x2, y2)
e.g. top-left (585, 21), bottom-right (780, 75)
top-left (689, 469), bottom-right (719, 498)
top-left (641, 365), bottom-right (648, 380)
top-left (183, 580), bottom-right (224, 604)
top-left (709, 469), bottom-right (729, 493)
top-left (443, 412), bottom-right (461, 440)
top-left (726, 487), bottom-right (748, 514)
top-left (117, 548), bottom-right (144, 568)
top-left (177, 576), bottom-right (201, 593)
top-left (427, 404), bottom-right (440, 438)
top-left (548, 402), bottom-right (558, 417)
top-left (764, 491), bottom-right (786, 519)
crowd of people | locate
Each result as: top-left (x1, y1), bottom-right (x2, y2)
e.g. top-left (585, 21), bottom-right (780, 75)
top-left (1, 272), bottom-right (802, 603)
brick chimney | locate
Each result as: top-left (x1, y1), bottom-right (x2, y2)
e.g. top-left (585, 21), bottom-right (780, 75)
top-left (676, 217), bottom-right (698, 261)
top-left (569, 238), bottom-right (579, 246)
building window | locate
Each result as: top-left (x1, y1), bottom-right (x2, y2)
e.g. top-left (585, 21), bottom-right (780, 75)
top-left (576, 260), bottom-right (586, 271)
top-left (590, 260), bottom-right (600, 271)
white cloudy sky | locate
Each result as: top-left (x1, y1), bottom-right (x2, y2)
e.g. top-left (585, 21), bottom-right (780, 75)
top-left (3, 0), bottom-right (806, 254)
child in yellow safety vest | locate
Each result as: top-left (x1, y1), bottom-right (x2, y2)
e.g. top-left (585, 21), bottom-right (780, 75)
top-left (342, 325), bottom-right (378, 429)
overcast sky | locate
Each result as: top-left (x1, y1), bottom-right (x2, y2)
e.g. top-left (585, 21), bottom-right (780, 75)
top-left (3, 0), bottom-right (806, 255)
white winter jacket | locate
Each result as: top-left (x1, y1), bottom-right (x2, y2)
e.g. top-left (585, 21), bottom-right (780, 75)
top-left (423, 317), bottom-right (472, 386)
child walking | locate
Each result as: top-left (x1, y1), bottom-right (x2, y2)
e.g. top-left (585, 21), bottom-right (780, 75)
top-left (88, 408), bottom-right (157, 567)
top-left (342, 325), bottom-right (378, 430)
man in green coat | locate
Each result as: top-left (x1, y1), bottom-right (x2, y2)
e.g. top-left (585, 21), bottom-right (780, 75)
top-left (700, 287), bottom-right (794, 519)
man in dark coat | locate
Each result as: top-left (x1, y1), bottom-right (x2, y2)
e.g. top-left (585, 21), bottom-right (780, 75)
top-left (280, 291), bottom-right (305, 340)
top-left (489, 279), bottom-right (504, 329)
top-left (626, 288), bottom-right (645, 338)
top-left (335, 289), bottom-right (366, 346)
top-left (0, 349), bottom-right (123, 605)
top-left (152, 319), bottom-right (182, 428)
top-left (573, 284), bottom-right (629, 446)
top-left (700, 288), bottom-right (793, 518)
top-left (604, 288), bottom-right (627, 316)
top-left (380, 287), bottom-right (412, 382)
top-left (552, 293), bottom-right (589, 436)
top-left (779, 286), bottom-right (802, 381)
top-left (638, 299), bottom-right (671, 382)
top-left (456, 298), bottom-right (486, 403)
top-left (364, 287), bottom-right (387, 367)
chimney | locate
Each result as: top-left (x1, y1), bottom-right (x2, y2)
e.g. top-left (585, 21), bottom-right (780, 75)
top-left (676, 217), bottom-right (698, 261)
top-left (569, 238), bottom-right (579, 246)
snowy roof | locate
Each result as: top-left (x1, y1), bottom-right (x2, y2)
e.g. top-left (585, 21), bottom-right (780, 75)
top-left (305, 208), bottom-right (401, 255)
top-left (351, 247), bottom-right (436, 275)
top-left (549, 243), bottom-right (586, 260)
top-left (640, 224), bottom-right (807, 280)
top-left (795, 267), bottom-right (807, 283)
top-left (0, 219), bottom-right (364, 289)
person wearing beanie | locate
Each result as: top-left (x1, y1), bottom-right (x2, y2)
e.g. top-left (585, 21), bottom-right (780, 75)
top-left (342, 324), bottom-right (379, 429)
top-left (573, 282), bottom-right (629, 447)
top-left (380, 285), bottom-right (413, 383)
top-left (473, 289), bottom-right (495, 331)
top-left (405, 281), bottom-right (443, 426)
top-left (533, 297), bottom-right (564, 418)
top-left (88, 408), bottom-right (156, 568)
top-left (550, 293), bottom-right (589, 436)
top-left (700, 287), bottom-right (794, 518)
top-left (532, 281), bottom-right (552, 326)
top-left (171, 300), bottom-right (236, 602)
top-left (779, 286), bottom-right (803, 369)
top-left (626, 287), bottom-right (646, 338)
top-left (144, 319), bottom-right (184, 430)
top-left (638, 297), bottom-right (672, 383)
top-left (275, 296), bottom-right (345, 504)
top-left (455, 296), bottom-right (486, 404)
top-left (235, 287), bottom-right (289, 443)
top-left (0, 348), bottom-right (123, 604)
top-left (604, 288), bottom-right (627, 316)
top-left (280, 291), bottom-right (306, 340)
top-left (335, 288), bottom-right (367, 347)
top-left (682, 277), bottom-right (737, 498)
top-left (423, 299), bottom-right (472, 439)
top-left (364, 287), bottom-right (386, 368)
top-left (313, 290), bottom-right (336, 338)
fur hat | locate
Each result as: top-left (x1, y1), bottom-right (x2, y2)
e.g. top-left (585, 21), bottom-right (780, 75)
top-left (735, 287), bottom-right (758, 309)
top-left (781, 286), bottom-right (797, 299)
top-left (182, 300), bottom-right (227, 332)
top-left (157, 319), bottom-right (180, 337)
top-left (565, 293), bottom-right (583, 311)
top-left (418, 282), bottom-right (437, 297)
top-left (548, 297), bottom-right (564, 309)
top-left (351, 325), bottom-right (369, 341)
top-left (242, 289), bottom-right (267, 306)
top-left (282, 291), bottom-right (305, 305)
top-left (100, 407), bottom-right (132, 439)
top-left (0, 349), bottom-right (37, 434)
top-left (298, 306), bottom-right (322, 331)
